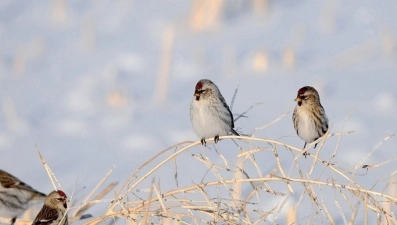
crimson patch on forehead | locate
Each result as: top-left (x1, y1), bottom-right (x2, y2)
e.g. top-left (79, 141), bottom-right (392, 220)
top-left (195, 81), bottom-right (203, 90)
top-left (57, 190), bottom-right (66, 197)
top-left (298, 87), bottom-right (308, 95)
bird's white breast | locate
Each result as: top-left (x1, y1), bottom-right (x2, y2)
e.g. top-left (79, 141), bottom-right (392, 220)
top-left (191, 98), bottom-right (230, 139)
top-left (295, 106), bottom-right (318, 143)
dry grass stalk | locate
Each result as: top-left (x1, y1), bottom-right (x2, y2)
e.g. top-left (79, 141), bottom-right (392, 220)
top-left (3, 113), bottom-right (395, 224)
top-left (80, 121), bottom-right (396, 224)
top-left (189, 0), bottom-right (223, 31)
top-left (153, 26), bottom-right (175, 105)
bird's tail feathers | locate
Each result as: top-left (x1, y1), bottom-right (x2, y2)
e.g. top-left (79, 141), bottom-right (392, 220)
top-left (231, 129), bottom-right (240, 136)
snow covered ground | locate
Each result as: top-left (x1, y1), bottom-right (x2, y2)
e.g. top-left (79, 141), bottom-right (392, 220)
top-left (0, 0), bottom-right (396, 224)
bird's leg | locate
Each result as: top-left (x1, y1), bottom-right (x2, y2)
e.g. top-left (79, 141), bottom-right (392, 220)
top-left (201, 138), bottom-right (206, 146)
top-left (214, 135), bottom-right (219, 143)
top-left (11, 217), bottom-right (16, 225)
top-left (314, 143), bottom-right (318, 149)
top-left (303, 143), bottom-right (308, 158)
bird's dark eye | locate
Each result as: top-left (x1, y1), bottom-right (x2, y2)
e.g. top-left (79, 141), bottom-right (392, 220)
top-left (57, 198), bottom-right (63, 201)
top-left (301, 95), bottom-right (307, 99)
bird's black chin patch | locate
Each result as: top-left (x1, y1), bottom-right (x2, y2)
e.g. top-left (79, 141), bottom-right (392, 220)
top-left (63, 203), bottom-right (67, 209)
top-left (195, 96), bottom-right (200, 101)
top-left (298, 101), bottom-right (302, 106)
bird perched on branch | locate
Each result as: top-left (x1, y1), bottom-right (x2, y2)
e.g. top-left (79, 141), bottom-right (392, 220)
top-left (0, 169), bottom-right (46, 224)
top-left (32, 190), bottom-right (68, 225)
top-left (293, 86), bottom-right (329, 154)
top-left (190, 79), bottom-right (239, 146)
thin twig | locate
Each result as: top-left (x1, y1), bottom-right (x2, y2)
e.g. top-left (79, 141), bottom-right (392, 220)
top-left (234, 102), bottom-right (263, 122)
top-left (230, 81), bottom-right (240, 111)
top-left (356, 134), bottom-right (395, 169)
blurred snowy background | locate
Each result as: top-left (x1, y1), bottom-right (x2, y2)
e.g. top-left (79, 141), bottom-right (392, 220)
top-left (0, 0), bottom-right (396, 224)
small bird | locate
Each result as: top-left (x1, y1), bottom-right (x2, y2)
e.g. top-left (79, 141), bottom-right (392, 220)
top-left (190, 79), bottom-right (239, 146)
top-left (0, 169), bottom-right (46, 224)
top-left (293, 86), bottom-right (329, 152)
top-left (32, 190), bottom-right (68, 225)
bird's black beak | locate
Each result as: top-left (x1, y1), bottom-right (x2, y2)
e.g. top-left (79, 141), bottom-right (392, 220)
top-left (62, 198), bottom-right (68, 209)
top-left (194, 90), bottom-right (201, 100)
top-left (295, 96), bottom-right (302, 106)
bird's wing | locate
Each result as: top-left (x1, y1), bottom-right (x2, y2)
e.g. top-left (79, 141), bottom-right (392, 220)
top-left (0, 170), bottom-right (22, 188)
top-left (0, 170), bottom-right (46, 197)
top-left (32, 205), bottom-right (59, 225)
top-left (219, 95), bottom-right (235, 128)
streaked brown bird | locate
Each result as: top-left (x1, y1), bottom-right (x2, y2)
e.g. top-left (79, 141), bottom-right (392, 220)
top-left (32, 190), bottom-right (68, 225)
top-left (0, 169), bottom-right (46, 224)
top-left (293, 86), bottom-right (329, 152)
top-left (190, 79), bottom-right (239, 146)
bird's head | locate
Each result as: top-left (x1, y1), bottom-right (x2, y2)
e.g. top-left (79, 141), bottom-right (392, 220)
top-left (194, 79), bottom-right (216, 101)
top-left (295, 86), bottom-right (320, 106)
top-left (46, 190), bottom-right (68, 210)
